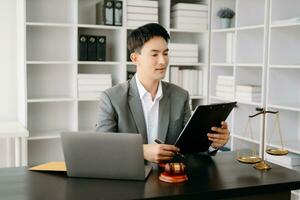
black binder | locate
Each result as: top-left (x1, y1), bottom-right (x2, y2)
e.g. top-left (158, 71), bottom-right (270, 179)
top-left (114, 1), bottom-right (123, 26)
top-left (79, 35), bottom-right (88, 61)
top-left (175, 102), bottom-right (237, 154)
top-left (103, 0), bottom-right (114, 25)
top-left (96, 36), bottom-right (106, 61)
top-left (87, 36), bottom-right (97, 61)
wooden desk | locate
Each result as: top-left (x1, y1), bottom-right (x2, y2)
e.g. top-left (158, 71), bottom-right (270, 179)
top-left (0, 122), bottom-right (29, 167)
top-left (1, 151), bottom-right (300, 200)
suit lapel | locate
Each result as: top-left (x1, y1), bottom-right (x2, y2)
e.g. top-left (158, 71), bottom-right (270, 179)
top-left (158, 82), bottom-right (170, 143)
top-left (128, 77), bottom-right (148, 143)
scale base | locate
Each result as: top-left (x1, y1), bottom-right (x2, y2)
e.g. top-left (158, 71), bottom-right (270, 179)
top-left (254, 161), bottom-right (271, 170)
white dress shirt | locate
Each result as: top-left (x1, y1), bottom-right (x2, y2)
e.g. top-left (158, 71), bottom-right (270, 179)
top-left (135, 75), bottom-right (163, 144)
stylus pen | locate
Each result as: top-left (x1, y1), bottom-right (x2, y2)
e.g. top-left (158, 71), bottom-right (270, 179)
top-left (154, 139), bottom-right (185, 158)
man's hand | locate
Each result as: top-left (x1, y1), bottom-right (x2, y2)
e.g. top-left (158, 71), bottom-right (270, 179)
top-left (207, 121), bottom-right (230, 149)
top-left (143, 144), bottom-right (179, 163)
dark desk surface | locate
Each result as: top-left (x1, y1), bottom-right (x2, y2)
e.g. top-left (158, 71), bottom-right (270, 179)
top-left (1, 151), bottom-right (300, 200)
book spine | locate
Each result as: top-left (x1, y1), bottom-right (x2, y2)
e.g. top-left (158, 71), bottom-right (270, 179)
top-left (127, 6), bottom-right (158, 14)
top-left (172, 3), bottom-right (208, 11)
top-left (127, 0), bottom-right (158, 8)
top-left (127, 13), bottom-right (158, 21)
top-left (114, 1), bottom-right (123, 26)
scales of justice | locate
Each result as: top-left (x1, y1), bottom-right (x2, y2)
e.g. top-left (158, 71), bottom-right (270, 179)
top-left (236, 108), bottom-right (289, 170)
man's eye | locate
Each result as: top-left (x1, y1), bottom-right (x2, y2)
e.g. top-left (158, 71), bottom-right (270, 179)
top-left (164, 53), bottom-right (169, 56)
top-left (152, 54), bottom-right (158, 57)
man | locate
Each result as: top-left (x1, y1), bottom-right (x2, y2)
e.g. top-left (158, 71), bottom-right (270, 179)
top-left (96, 23), bottom-right (229, 163)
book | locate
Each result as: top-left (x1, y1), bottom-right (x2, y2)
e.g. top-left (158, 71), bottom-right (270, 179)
top-left (216, 85), bottom-right (235, 93)
top-left (169, 56), bottom-right (198, 63)
top-left (169, 43), bottom-right (198, 51)
top-left (171, 10), bottom-right (208, 18)
top-left (226, 33), bottom-right (234, 63)
top-left (114, 1), bottom-right (123, 26)
top-left (79, 35), bottom-right (88, 61)
top-left (171, 16), bottom-right (208, 24)
top-left (171, 23), bottom-right (207, 31)
top-left (96, 1), bottom-right (104, 25)
top-left (266, 153), bottom-right (300, 166)
top-left (127, 13), bottom-right (158, 21)
top-left (127, 6), bottom-right (158, 14)
top-left (170, 66), bottom-right (180, 86)
top-left (103, 0), bottom-right (114, 25)
top-left (96, 36), bottom-right (106, 61)
top-left (236, 85), bottom-right (261, 93)
top-left (87, 36), bottom-right (97, 61)
top-left (127, 20), bottom-right (158, 27)
top-left (216, 91), bottom-right (234, 99)
top-left (127, 0), bottom-right (158, 8)
top-left (198, 70), bottom-right (203, 95)
top-left (169, 50), bottom-right (198, 57)
top-left (171, 3), bottom-right (208, 11)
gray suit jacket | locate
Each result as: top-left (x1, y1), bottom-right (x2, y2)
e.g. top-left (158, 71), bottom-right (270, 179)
top-left (95, 76), bottom-right (191, 144)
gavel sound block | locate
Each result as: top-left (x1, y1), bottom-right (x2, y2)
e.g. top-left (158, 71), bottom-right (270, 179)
top-left (158, 163), bottom-right (188, 183)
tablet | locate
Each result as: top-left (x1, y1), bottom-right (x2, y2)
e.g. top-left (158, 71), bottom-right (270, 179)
top-left (174, 102), bottom-right (237, 154)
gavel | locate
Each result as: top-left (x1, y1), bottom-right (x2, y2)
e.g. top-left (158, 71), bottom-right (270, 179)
top-left (164, 163), bottom-right (186, 175)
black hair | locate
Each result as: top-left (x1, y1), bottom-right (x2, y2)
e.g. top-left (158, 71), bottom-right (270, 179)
top-left (127, 23), bottom-right (170, 54)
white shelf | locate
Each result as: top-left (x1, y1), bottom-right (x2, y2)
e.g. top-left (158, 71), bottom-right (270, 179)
top-left (269, 65), bottom-right (300, 69)
top-left (236, 63), bottom-right (264, 68)
top-left (27, 61), bottom-right (74, 65)
top-left (211, 63), bottom-right (234, 67)
top-left (236, 25), bottom-right (264, 31)
top-left (77, 61), bottom-right (121, 65)
top-left (77, 24), bottom-right (122, 30)
top-left (26, 22), bottom-right (74, 28)
top-left (169, 28), bottom-right (207, 33)
top-left (28, 135), bottom-right (61, 141)
top-left (211, 28), bottom-right (235, 33)
top-left (27, 97), bottom-right (75, 103)
top-left (271, 22), bottom-right (300, 28)
top-left (169, 62), bottom-right (206, 66)
top-left (236, 101), bottom-right (262, 107)
top-left (190, 95), bottom-right (205, 99)
top-left (268, 104), bottom-right (300, 112)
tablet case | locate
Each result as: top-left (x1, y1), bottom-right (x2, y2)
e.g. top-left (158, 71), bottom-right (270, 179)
top-left (175, 102), bottom-right (237, 154)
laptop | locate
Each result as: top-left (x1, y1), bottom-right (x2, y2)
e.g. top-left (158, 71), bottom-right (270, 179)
top-left (60, 132), bottom-right (152, 181)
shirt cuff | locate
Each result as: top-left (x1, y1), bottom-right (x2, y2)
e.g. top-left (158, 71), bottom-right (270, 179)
top-left (208, 146), bottom-right (218, 153)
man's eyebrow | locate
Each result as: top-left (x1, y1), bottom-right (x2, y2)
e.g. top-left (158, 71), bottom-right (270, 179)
top-left (150, 49), bottom-right (169, 52)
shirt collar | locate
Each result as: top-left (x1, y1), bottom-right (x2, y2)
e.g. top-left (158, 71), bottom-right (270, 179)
top-left (135, 74), bottom-right (163, 101)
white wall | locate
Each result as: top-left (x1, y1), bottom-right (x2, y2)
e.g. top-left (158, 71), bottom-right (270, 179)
top-left (0, 0), bottom-right (17, 121)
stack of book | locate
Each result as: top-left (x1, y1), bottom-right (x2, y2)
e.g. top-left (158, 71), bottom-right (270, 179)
top-left (169, 43), bottom-right (198, 63)
top-left (216, 75), bottom-right (234, 99)
top-left (236, 85), bottom-right (261, 102)
top-left (171, 3), bottom-right (208, 31)
top-left (170, 67), bottom-right (203, 96)
top-left (126, 0), bottom-right (158, 28)
top-left (78, 74), bottom-right (112, 99)
top-left (266, 152), bottom-right (300, 171)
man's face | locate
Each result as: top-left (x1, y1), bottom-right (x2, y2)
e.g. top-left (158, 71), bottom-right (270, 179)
top-left (132, 36), bottom-right (169, 82)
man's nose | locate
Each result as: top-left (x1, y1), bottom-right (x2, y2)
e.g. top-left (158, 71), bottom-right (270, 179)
top-left (158, 54), bottom-right (168, 65)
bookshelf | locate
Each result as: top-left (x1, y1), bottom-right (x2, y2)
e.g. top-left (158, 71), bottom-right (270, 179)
top-left (210, 0), bottom-right (300, 199)
top-left (18, 0), bottom-right (210, 166)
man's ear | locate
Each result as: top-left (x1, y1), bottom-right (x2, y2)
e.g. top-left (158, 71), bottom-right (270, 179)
top-left (130, 52), bottom-right (139, 64)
